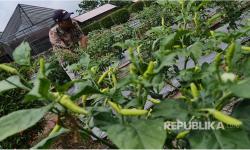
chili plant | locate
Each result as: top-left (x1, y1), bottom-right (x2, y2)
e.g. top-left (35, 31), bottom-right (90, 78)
top-left (0, 4), bottom-right (250, 149)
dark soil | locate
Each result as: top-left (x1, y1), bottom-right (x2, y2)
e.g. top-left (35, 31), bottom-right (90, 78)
top-left (31, 113), bottom-right (109, 149)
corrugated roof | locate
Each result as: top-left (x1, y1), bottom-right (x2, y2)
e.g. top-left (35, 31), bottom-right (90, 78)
top-left (74, 4), bottom-right (117, 23)
top-left (1, 4), bottom-right (56, 41)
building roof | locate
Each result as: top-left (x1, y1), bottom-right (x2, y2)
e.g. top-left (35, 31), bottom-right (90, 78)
top-left (74, 4), bottom-right (117, 23)
top-left (1, 4), bottom-right (56, 42)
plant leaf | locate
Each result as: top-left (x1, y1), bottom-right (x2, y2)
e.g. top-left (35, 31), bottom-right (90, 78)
top-left (230, 79), bottom-right (250, 98)
top-left (152, 99), bottom-right (189, 121)
top-left (25, 78), bottom-right (51, 101)
top-left (231, 100), bottom-right (250, 131)
top-left (188, 41), bottom-right (203, 63)
top-left (79, 53), bottom-right (90, 68)
top-left (70, 80), bottom-right (100, 100)
top-left (12, 42), bottom-right (31, 66)
top-left (188, 131), bottom-right (220, 149)
top-left (93, 112), bottom-right (119, 131)
top-left (32, 128), bottom-right (69, 149)
top-left (189, 128), bottom-right (250, 149)
top-left (106, 119), bottom-right (166, 149)
top-left (0, 104), bottom-right (53, 141)
top-left (159, 32), bottom-right (177, 50)
top-left (0, 75), bottom-right (29, 93)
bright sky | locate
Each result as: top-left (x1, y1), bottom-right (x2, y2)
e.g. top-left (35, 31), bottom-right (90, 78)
top-left (0, 0), bottom-right (82, 31)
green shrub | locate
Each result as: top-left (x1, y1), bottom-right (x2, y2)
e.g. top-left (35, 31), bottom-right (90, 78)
top-left (128, 1), bottom-right (144, 13)
top-left (81, 8), bottom-right (130, 33)
top-left (134, 4), bottom-right (163, 29)
top-left (99, 16), bottom-right (115, 28)
top-left (81, 23), bottom-right (134, 61)
top-left (82, 21), bottom-right (102, 34)
top-left (143, 1), bottom-right (153, 7)
top-left (46, 55), bottom-right (71, 85)
top-left (111, 8), bottom-right (130, 24)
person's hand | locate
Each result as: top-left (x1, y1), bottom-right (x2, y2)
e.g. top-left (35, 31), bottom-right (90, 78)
top-left (79, 35), bottom-right (88, 48)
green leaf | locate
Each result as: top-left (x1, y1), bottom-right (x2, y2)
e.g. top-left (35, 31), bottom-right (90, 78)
top-left (79, 53), bottom-right (90, 68)
top-left (0, 104), bottom-right (53, 141)
top-left (188, 131), bottom-right (220, 149)
top-left (214, 128), bottom-right (250, 148)
top-left (0, 75), bottom-right (29, 93)
top-left (12, 42), bottom-right (31, 66)
top-left (93, 112), bottom-right (119, 131)
top-left (189, 128), bottom-right (250, 149)
top-left (107, 119), bottom-right (166, 149)
top-left (57, 79), bottom-right (84, 92)
top-left (152, 99), bottom-right (189, 121)
top-left (32, 128), bottom-right (69, 149)
top-left (25, 78), bottom-right (51, 101)
top-left (70, 80), bottom-right (100, 100)
top-left (188, 42), bottom-right (203, 64)
top-left (232, 100), bottom-right (250, 131)
top-left (159, 32), bottom-right (177, 50)
top-left (230, 79), bottom-right (250, 98)
top-left (155, 52), bottom-right (177, 72)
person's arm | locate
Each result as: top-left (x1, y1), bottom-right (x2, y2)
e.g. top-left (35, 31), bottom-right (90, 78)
top-left (73, 21), bottom-right (88, 48)
top-left (49, 29), bottom-right (67, 50)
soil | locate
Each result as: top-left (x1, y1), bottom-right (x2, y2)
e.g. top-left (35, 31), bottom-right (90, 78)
top-left (31, 113), bottom-right (109, 149)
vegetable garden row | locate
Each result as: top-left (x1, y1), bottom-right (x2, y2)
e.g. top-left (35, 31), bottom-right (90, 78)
top-left (0, 0), bottom-right (250, 148)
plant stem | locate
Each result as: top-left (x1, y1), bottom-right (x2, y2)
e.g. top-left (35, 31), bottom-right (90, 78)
top-left (137, 84), bottom-right (142, 108)
top-left (215, 92), bottom-right (233, 110)
top-left (184, 56), bottom-right (189, 70)
top-left (75, 119), bottom-right (117, 148)
top-left (79, 129), bottom-right (117, 148)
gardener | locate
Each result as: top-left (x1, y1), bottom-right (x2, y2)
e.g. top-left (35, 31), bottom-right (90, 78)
top-left (49, 9), bottom-right (87, 51)
top-left (49, 9), bottom-right (87, 80)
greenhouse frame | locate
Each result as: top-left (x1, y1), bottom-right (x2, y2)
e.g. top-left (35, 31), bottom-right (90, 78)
top-left (0, 4), bottom-right (57, 57)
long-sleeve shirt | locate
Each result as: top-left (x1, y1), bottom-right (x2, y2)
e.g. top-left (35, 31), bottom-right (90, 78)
top-left (49, 20), bottom-right (83, 50)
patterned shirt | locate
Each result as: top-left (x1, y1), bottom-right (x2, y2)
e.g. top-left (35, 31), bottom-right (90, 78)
top-left (49, 20), bottom-right (83, 50)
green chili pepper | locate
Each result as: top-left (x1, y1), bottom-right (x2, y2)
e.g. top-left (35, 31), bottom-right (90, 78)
top-left (120, 109), bottom-right (148, 116)
top-left (81, 95), bottom-right (88, 106)
top-left (129, 64), bottom-right (137, 74)
top-left (0, 64), bottom-right (18, 74)
top-left (214, 52), bottom-right (222, 69)
top-left (200, 108), bottom-right (242, 126)
top-left (190, 83), bottom-right (199, 98)
top-left (39, 58), bottom-right (46, 77)
top-left (143, 61), bottom-right (155, 79)
top-left (193, 12), bottom-right (199, 29)
top-left (49, 124), bottom-right (61, 136)
top-left (161, 16), bottom-right (165, 26)
top-left (90, 66), bottom-right (98, 74)
top-left (108, 100), bottom-right (121, 113)
top-left (176, 130), bottom-right (190, 139)
top-left (101, 88), bottom-right (109, 93)
top-left (194, 66), bottom-right (200, 72)
top-left (128, 47), bottom-right (135, 63)
top-left (207, 13), bottom-right (223, 25)
top-left (97, 68), bottom-right (110, 85)
top-left (148, 98), bottom-right (161, 104)
top-left (108, 100), bottom-right (148, 116)
top-left (225, 41), bottom-right (235, 71)
top-left (242, 46), bottom-right (250, 51)
top-left (112, 74), bottom-right (117, 87)
top-left (173, 45), bottom-right (181, 48)
top-left (53, 93), bottom-right (88, 115)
